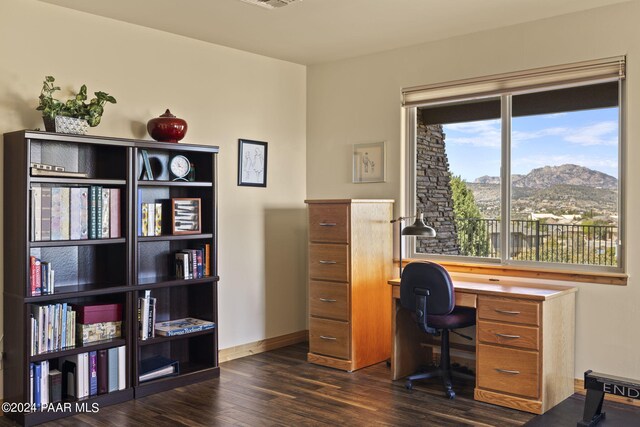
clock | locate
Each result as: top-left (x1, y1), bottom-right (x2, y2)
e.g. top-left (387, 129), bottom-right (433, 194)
top-left (170, 154), bottom-right (191, 181)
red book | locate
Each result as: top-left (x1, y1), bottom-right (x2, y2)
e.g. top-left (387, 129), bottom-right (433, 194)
top-left (30, 256), bottom-right (42, 296)
top-left (74, 303), bottom-right (122, 324)
top-left (97, 350), bottom-right (108, 395)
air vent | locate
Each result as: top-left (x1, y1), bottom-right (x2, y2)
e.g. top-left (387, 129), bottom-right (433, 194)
top-left (238, 0), bottom-right (299, 9)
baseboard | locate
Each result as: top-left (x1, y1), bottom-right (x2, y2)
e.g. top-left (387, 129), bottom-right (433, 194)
top-left (219, 330), bottom-right (309, 363)
top-left (574, 378), bottom-right (640, 408)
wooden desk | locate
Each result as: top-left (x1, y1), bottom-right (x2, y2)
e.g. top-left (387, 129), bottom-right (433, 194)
top-left (389, 276), bottom-right (577, 414)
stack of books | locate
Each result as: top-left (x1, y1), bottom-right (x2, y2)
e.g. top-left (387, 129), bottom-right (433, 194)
top-left (139, 202), bottom-right (162, 236)
top-left (30, 186), bottom-right (121, 241)
top-left (174, 245), bottom-right (210, 279)
top-left (138, 291), bottom-right (156, 340)
top-left (154, 317), bottom-right (216, 337)
top-left (29, 256), bottom-right (55, 296)
top-left (30, 361), bottom-right (61, 409)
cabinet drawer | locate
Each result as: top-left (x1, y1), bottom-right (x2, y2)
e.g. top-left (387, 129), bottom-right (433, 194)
top-left (309, 243), bottom-right (349, 282)
top-left (478, 320), bottom-right (539, 351)
top-left (478, 296), bottom-right (540, 326)
top-left (478, 344), bottom-right (539, 399)
top-left (309, 204), bottom-right (349, 243)
top-left (310, 281), bottom-right (349, 321)
top-left (309, 317), bottom-right (350, 359)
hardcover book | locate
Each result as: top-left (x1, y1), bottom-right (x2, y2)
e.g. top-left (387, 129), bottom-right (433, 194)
top-left (154, 317), bottom-right (216, 337)
top-left (110, 188), bottom-right (120, 238)
top-left (141, 203), bottom-right (149, 237)
top-left (101, 188), bottom-right (110, 238)
top-left (51, 187), bottom-right (62, 240)
top-left (154, 202), bottom-right (162, 236)
top-left (41, 187), bottom-right (52, 241)
top-left (59, 187), bottom-right (70, 240)
top-left (89, 351), bottom-right (98, 396)
top-left (48, 369), bottom-right (62, 403)
top-left (32, 187), bottom-right (42, 241)
top-left (89, 186), bottom-right (99, 239)
top-left (97, 349), bottom-right (108, 395)
top-left (70, 187), bottom-right (89, 240)
top-left (107, 347), bottom-right (119, 393)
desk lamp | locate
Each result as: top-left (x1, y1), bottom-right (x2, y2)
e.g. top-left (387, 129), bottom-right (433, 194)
top-left (390, 211), bottom-right (436, 278)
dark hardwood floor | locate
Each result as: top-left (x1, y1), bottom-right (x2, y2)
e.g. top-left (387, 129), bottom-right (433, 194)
top-left (2, 343), bottom-right (538, 426)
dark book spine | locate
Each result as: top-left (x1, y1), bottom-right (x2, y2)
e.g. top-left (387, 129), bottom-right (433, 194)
top-left (89, 351), bottom-right (98, 396)
top-left (96, 186), bottom-right (103, 239)
top-left (97, 349), bottom-right (108, 394)
top-left (89, 186), bottom-right (98, 239)
top-left (49, 370), bottom-right (62, 403)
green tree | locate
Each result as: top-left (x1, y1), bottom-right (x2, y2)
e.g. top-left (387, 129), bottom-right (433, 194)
top-left (450, 175), bottom-right (490, 257)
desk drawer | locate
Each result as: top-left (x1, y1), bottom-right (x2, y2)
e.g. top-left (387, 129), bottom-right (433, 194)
top-left (478, 344), bottom-right (539, 399)
top-left (309, 204), bottom-right (349, 243)
top-left (310, 280), bottom-right (349, 321)
top-left (478, 320), bottom-right (539, 351)
top-left (310, 317), bottom-right (350, 359)
top-left (309, 243), bottom-right (349, 282)
top-left (478, 296), bottom-right (540, 326)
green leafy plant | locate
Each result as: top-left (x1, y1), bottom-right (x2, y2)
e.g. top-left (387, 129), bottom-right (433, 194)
top-left (36, 76), bottom-right (117, 127)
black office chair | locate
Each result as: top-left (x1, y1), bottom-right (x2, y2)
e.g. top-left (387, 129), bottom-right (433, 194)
top-left (400, 261), bottom-right (476, 399)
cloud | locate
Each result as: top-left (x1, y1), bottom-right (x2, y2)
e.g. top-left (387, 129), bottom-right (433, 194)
top-left (444, 120), bottom-right (501, 148)
top-left (564, 121), bottom-right (618, 146)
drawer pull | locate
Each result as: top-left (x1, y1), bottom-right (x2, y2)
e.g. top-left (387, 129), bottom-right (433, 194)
top-left (495, 368), bottom-right (520, 375)
top-left (319, 298), bottom-right (337, 303)
top-left (319, 222), bottom-right (337, 227)
top-left (495, 333), bottom-right (521, 339)
top-left (319, 260), bottom-right (337, 264)
top-left (494, 309), bottom-right (521, 315)
top-left (320, 335), bottom-right (337, 341)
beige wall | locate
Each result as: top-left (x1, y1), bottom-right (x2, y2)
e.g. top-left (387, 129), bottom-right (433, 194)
top-left (0, 0), bottom-right (308, 397)
top-left (308, 0), bottom-right (640, 380)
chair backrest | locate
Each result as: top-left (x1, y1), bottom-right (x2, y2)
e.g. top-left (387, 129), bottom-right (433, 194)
top-left (400, 262), bottom-right (455, 323)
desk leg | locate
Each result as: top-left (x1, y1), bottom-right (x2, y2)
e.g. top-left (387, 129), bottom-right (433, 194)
top-left (391, 297), bottom-right (433, 380)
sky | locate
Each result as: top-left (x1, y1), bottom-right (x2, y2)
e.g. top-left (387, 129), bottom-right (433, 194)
top-left (443, 107), bottom-right (619, 182)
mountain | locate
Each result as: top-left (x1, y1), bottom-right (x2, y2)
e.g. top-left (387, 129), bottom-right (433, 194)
top-left (473, 164), bottom-right (617, 189)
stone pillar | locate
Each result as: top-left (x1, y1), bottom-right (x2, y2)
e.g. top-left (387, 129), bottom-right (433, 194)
top-left (415, 118), bottom-right (459, 255)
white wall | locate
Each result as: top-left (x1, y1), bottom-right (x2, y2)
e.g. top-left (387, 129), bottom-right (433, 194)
top-left (0, 0), bottom-right (308, 397)
top-left (307, 0), bottom-right (640, 380)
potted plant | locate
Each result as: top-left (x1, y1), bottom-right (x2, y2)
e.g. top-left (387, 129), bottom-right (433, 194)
top-left (37, 76), bottom-right (117, 134)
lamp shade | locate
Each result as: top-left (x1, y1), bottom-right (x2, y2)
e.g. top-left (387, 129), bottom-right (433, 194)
top-left (401, 212), bottom-right (436, 237)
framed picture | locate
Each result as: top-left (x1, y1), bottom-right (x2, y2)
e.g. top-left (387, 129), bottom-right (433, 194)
top-left (238, 139), bottom-right (268, 187)
top-left (353, 141), bottom-right (386, 183)
top-left (171, 198), bottom-right (201, 235)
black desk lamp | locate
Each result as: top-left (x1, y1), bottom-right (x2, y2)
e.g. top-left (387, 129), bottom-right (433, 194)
top-left (390, 211), bottom-right (436, 278)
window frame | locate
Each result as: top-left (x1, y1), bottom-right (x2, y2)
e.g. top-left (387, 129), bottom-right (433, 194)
top-left (404, 74), bottom-right (625, 275)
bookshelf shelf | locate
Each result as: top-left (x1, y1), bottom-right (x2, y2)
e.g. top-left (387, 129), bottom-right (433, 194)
top-left (30, 338), bottom-right (127, 362)
top-left (4, 130), bottom-right (219, 426)
top-left (138, 327), bottom-right (216, 346)
top-left (30, 238), bottom-right (127, 248)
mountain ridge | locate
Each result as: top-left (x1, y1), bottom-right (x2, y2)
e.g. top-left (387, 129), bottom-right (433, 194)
top-left (473, 164), bottom-right (617, 189)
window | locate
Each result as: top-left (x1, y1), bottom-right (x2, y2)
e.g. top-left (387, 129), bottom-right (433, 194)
top-left (404, 58), bottom-right (625, 272)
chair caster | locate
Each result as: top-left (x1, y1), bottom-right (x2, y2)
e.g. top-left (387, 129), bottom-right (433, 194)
top-left (405, 381), bottom-right (413, 390)
top-left (446, 389), bottom-right (455, 399)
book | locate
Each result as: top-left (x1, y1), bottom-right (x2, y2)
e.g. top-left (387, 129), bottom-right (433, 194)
top-left (30, 168), bottom-right (88, 178)
top-left (89, 351), bottom-right (98, 396)
top-left (98, 349), bottom-right (108, 395)
top-left (107, 347), bottom-right (119, 393)
top-left (147, 203), bottom-right (155, 237)
top-left (81, 352), bottom-right (89, 398)
top-left (49, 369), bottom-right (62, 403)
top-left (70, 187), bottom-right (89, 240)
top-left (155, 202), bottom-right (162, 236)
top-left (117, 346), bottom-right (126, 391)
top-left (32, 187), bottom-right (42, 241)
top-left (141, 149), bottom-right (153, 180)
top-left (141, 203), bottom-right (149, 237)
top-left (41, 187), bottom-right (52, 241)
top-left (154, 317), bottom-right (216, 337)
top-left (59, 187), bottom-right (70, 240)
top-left (89, 186), bottom-right (98, 239)
top-left (30, 363), bottom-right (34, 405)
top-left (139, 355), bottom-right (178, 383)
top-left (102, 188), bottom-right (110, 238)
top-left (204, 243), bottom-right (211, 276)
top-left (30, 256), bottom-right (41, 296)
top-left (34, 362), bottom-right (42, 409)
top-left (95, 186), bottom-right (103, 239)
top-left (51, 187), bottom-right (62, 240)
top-left (40, 360), bottom-right (49, 407)
top-left (110, 188), bottom-right (121, 238)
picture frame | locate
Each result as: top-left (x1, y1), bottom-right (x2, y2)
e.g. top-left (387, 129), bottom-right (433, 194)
top-left (353, 141), bottom-right (386, 183)
top-left (171, 198), bottom-right (201, 235)
top-left (238, 139), bottom-right (268, 187)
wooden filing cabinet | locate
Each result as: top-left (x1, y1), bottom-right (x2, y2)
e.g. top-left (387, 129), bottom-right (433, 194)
top-left (474, 293), bottom-right (575, 414)
top-left (305, 199), bottom-right (393, 371)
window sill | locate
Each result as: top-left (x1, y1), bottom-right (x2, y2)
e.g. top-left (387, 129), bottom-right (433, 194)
top-left (400, 259), bottom-right (627, 286)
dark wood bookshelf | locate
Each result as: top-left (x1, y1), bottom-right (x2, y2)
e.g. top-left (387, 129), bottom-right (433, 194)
top-left (3, 130), bottom-right (219, 426)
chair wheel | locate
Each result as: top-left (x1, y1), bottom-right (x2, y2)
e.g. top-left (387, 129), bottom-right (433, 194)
top-left (405, 381), bottom-right (413, 390)
top-left (446, 390), bottom-right (455, 399)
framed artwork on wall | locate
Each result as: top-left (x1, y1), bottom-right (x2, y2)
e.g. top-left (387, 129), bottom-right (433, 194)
top-left (238, 139), bottom-right (268, 187)
top-left (353, 141), bottom-right (386, 183)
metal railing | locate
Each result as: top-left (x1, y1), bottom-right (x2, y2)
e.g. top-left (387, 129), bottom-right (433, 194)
top-left (455, 219), bottom-right (618, 266)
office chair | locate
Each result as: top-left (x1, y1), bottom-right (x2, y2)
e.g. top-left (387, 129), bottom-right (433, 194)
top-left (400, 261), bottom-right (476, 399)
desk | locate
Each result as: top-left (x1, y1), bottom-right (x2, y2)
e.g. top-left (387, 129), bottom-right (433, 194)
top-left (389, 276), bottom-right (577, 414)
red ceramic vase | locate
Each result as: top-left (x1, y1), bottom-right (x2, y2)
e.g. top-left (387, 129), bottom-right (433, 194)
top-left (147, 109), bottom-right (188, 143)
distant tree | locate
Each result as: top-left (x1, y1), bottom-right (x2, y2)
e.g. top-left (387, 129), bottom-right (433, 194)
top-left (450, 175), bottom-right (490, 257)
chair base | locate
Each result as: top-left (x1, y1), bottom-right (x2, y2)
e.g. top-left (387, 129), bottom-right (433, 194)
top-left (405, 365), bottom-right (475, 399)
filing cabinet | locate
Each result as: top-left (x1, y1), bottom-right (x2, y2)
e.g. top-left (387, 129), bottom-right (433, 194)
top-left (305, 199), bottom-right (393, 371)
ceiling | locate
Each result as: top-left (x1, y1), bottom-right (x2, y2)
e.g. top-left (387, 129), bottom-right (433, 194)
top-left (40, 0), bottom-right (630, 65)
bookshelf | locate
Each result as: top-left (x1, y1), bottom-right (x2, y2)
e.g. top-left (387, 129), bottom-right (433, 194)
top-left (3, 130), bottom-right (219, 426)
